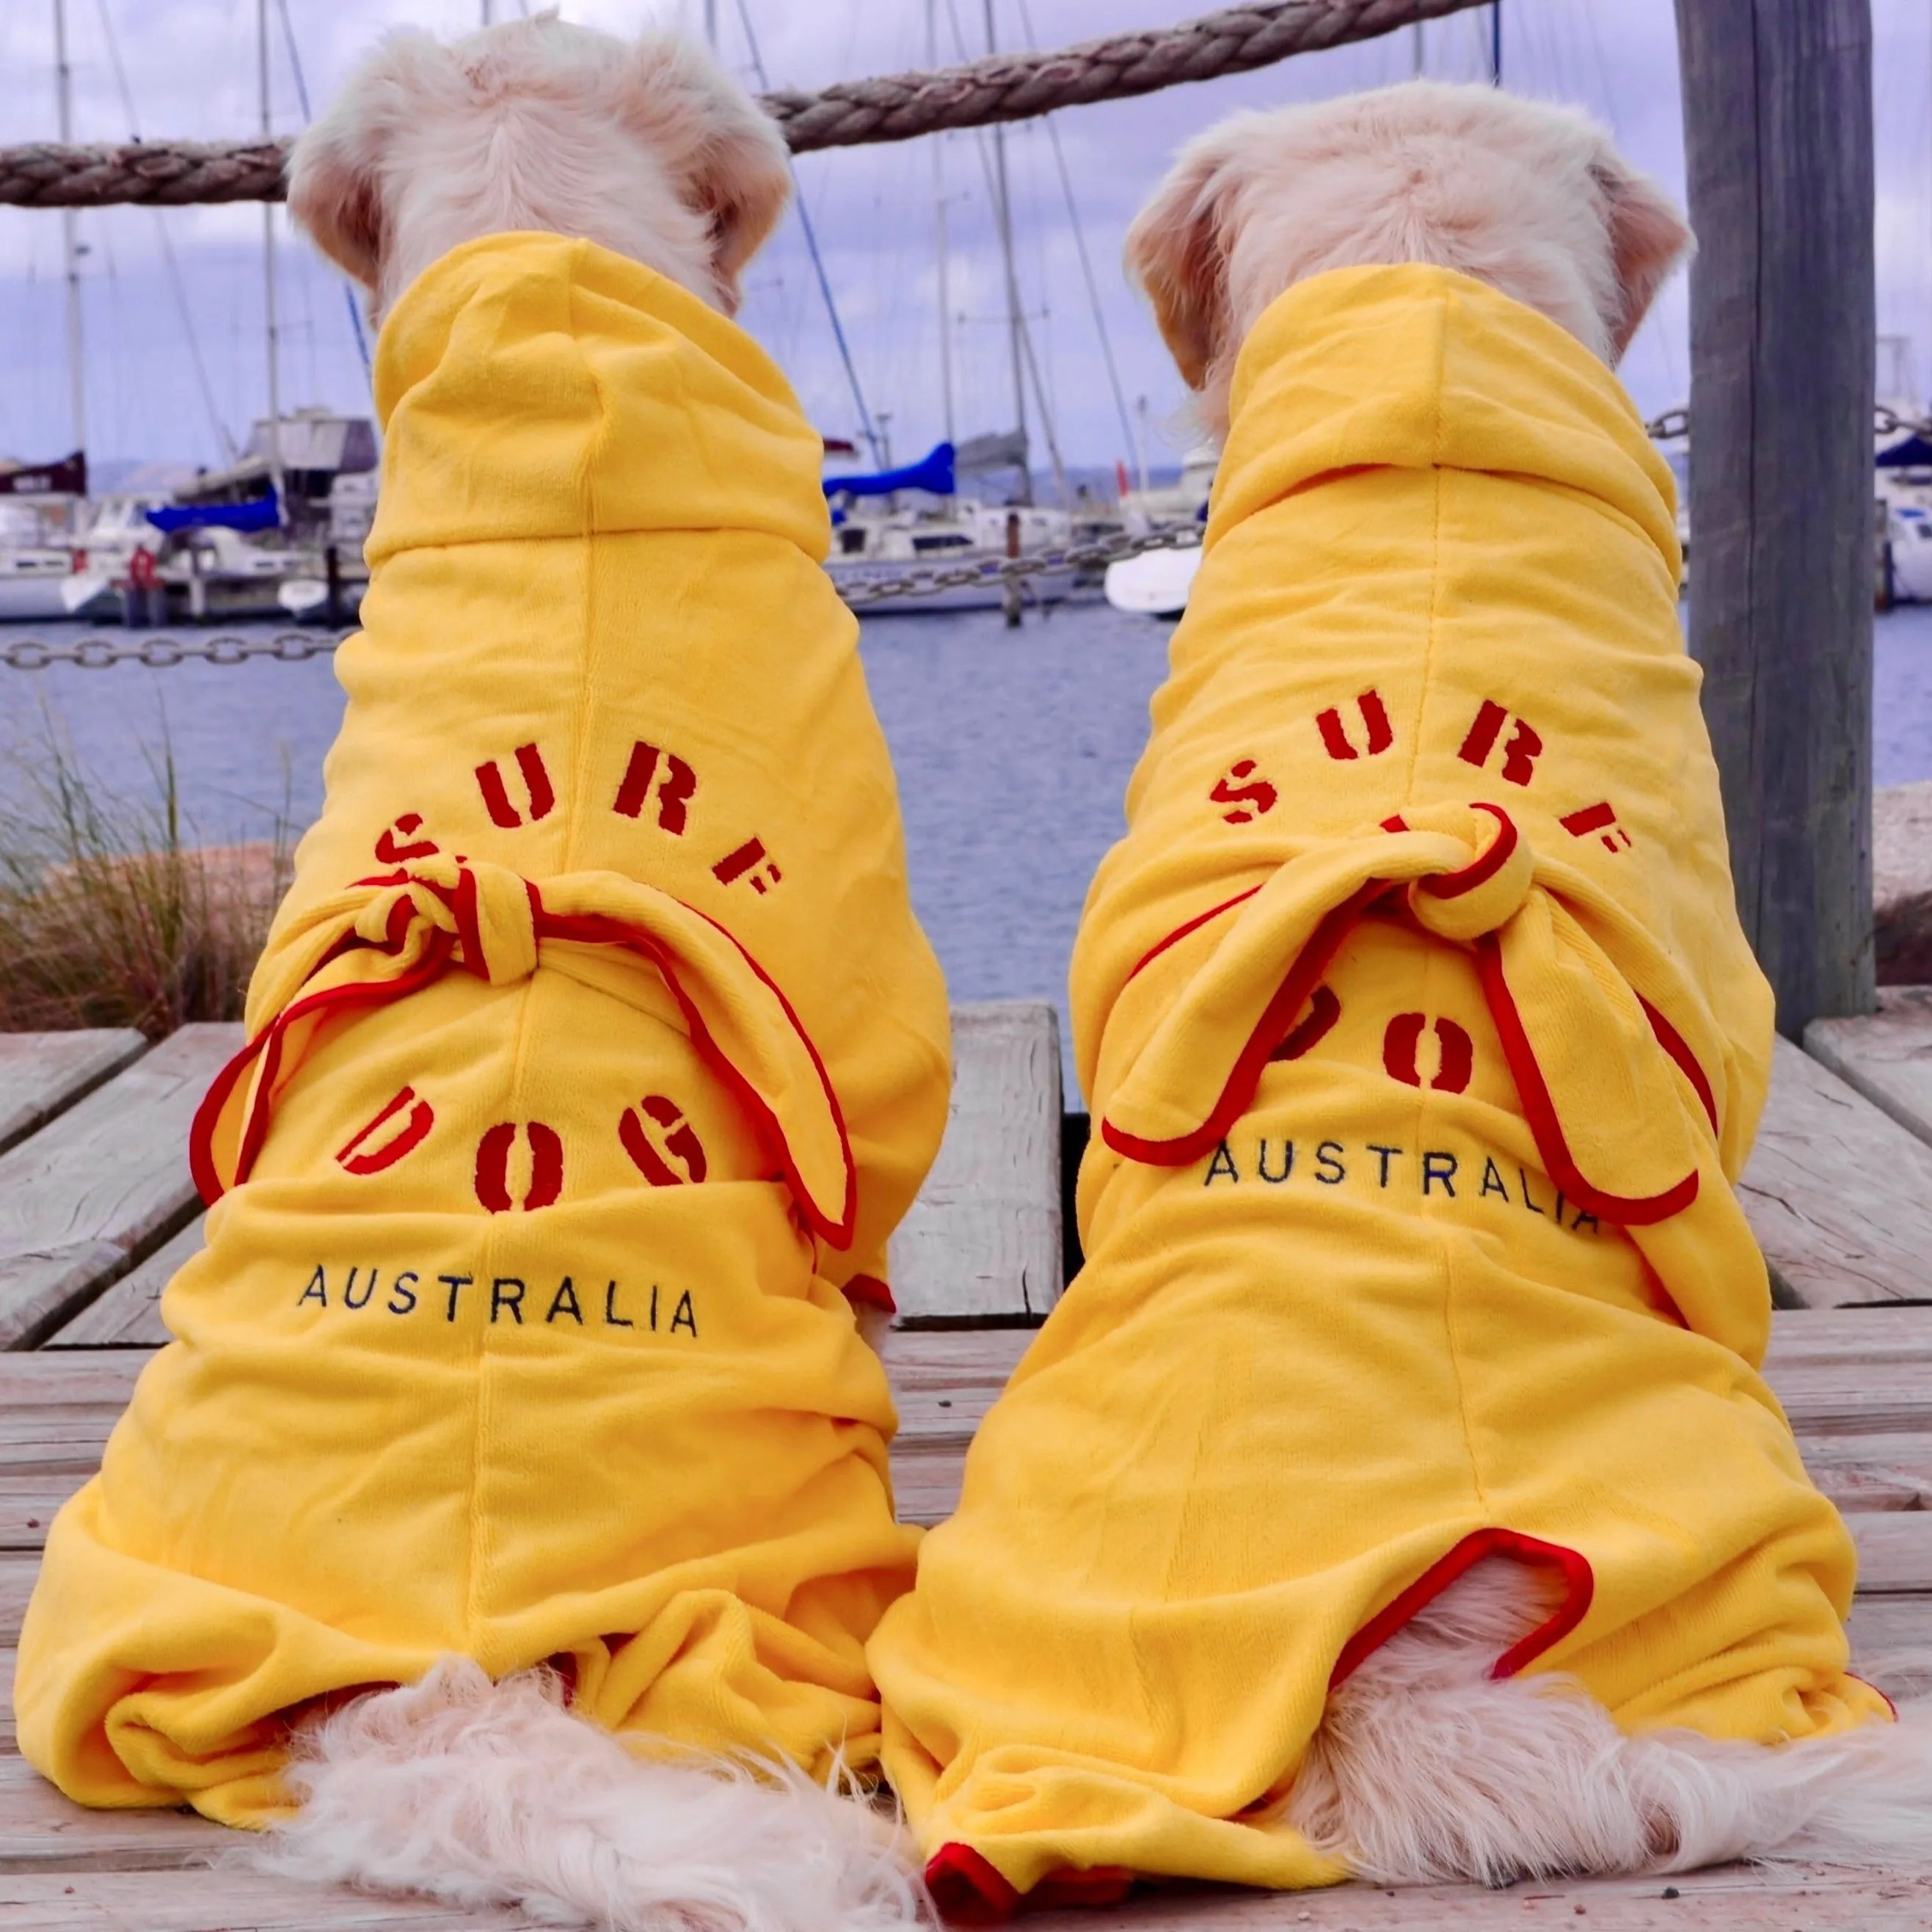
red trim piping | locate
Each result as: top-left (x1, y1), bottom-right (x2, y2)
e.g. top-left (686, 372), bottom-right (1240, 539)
top-left (924, 1842), bottom-right (1135, 1924)
top-left (1101, 881), bottom-right (1388, 1167)
top-left (842, 1272), bottom-right (896, 1314)
top-left (927, 1844), bottom-right (1018, 1925)
top-left (536, 892), bottom-right (858, 1250)
top-left (1123, 884), bottom-right (1261, 986)
top-left (1637, 994), bottom-right (1719, 1136)
top-left (1416, 801), bottom-right (1516, 900)
top-left (189, 936), bottom-right (455, 1206)
top-left (1849, 1671), bottom-right (1900, 1723)
top-left (1331, 1526), bottom-right (1596, 1688)
top-left (1476, 936), bottom-right (1698, 1226)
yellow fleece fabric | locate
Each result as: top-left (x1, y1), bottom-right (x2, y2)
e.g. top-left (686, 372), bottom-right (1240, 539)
top-left (869, 266), bottom-right (1884, 1910)
top-left (16, 233), bottom-right (951, 1826)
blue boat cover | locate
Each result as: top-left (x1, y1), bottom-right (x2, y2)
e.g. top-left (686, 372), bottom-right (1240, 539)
top-left (147, 491), bottom-right (281, 534)
top-left (823, 442), bottom-right (955, 500)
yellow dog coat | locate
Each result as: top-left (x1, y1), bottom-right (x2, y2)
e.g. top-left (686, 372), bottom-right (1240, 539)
top-left (869, 265), bottom-right (1885, 1918)
top-left (16, 233), bottom-right (951, 1826)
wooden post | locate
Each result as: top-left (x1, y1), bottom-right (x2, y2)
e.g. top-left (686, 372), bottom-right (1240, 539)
top-left (1674, 0), bottom-right (1876, 1034)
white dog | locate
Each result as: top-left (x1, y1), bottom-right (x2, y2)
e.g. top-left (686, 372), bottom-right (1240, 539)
top-left (148, 18), bottom-right (927, 1932)
top-left (1118, 81), bottom-right (1932, 1888)
top-left (291, 11), bottom-right (790, 324)
top-left (1126, 79), bottom-right (1691, 441)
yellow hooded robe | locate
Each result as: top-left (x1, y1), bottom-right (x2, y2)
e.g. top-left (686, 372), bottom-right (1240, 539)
top-left (16, 233), bottom-right (951, 1826)
top-left (868, 265), bottom-right (1886, 1919)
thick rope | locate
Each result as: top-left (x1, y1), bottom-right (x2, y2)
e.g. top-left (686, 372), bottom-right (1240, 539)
top-left (0, 0), bottom-right (1490, 210)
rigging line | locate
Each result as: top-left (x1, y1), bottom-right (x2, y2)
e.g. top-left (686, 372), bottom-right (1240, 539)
top-left (272, 0), bottom-right (372, 379)
top-left (92, 0), bottom-right (238, 461)
top-left (1012, 0), bottom-right (1139, 481)
top-left (941, 0), bottom-right (1069, 495)
top-left (730, 0), bottom-right (882, 464)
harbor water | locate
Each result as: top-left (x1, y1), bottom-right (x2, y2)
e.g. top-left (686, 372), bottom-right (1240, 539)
top-left (5, 599), bottom-right (1932, 1101)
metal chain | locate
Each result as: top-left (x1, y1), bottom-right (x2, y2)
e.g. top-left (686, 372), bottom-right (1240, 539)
top-left (1645, 403), bottom-right (1932, 445)
top-left (1876, 403), bottom-right (1932, 442)
top-left (837, 523), bottom-right (1202, 608)
top-left (0, 627), bottom-right (351, 670)
top-left (12, 399), bottom-right (1924, 668)
top-left (0, 528), bottom-right (1208, 666)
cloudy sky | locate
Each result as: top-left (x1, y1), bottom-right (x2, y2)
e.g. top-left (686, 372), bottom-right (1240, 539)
top-left (2, 0), bottom-right (1930, 476)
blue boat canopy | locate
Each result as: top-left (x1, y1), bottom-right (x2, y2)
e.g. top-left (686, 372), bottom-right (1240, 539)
top-left (1878, 434), bottom-right (1932, 470)
top-left (146, 491), bottom-right (280, 535)
top-left (823, 442), bottom-right (955, 500)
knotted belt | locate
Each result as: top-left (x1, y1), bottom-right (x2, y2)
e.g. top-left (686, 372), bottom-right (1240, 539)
top-left (189, 855), bottom-right (858, 1247)
top-left (1099, 802), bottom-right (1727, 1226)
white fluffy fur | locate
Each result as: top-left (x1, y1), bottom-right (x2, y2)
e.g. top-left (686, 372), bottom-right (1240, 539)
top-left (247, 1658), bottom-right (930, 1931)
top-left (1115, 85), bottom-right (1928, 1891)
top-left (288, 12), bottom-right (792, 321)
top-left (1287, 1557), bottom-right (1932, 1886)
top-left (267, 40), bottom-right (885, 1928)
top-left (1124, 80), bottom-right (1693, 437)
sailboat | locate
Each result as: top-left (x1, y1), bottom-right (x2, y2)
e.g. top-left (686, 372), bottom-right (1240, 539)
top-left (820, 435), bottom-right (1101, 613)
top-left (812, 0), bottom-right (1124, 616)
top-left (0, 1), bottom-right (117, 621)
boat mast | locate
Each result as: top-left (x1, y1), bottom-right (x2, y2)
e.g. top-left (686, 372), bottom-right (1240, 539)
top-left (51, 0), bottom-right (85, 461)
top-left (258, 0), bottom-right (285, 515)
top-left (928, 0), bottom-right (955, 448)
top-left (983, 0), bottom-right (1030, 504)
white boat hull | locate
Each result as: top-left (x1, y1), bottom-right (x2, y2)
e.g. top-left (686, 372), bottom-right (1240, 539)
top-left (0, 571), bottom-right (115, 622)
top-left (1104, 544), bottom-right (1200, 618)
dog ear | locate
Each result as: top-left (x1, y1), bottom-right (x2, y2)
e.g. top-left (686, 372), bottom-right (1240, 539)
top-left (1590, 151), bottom-right (1693, 362)
top-left (1125, 125), bottom-right (1249, 392)
top-left (288, 29), bottom-right (448, 291)
top-left (629, 34), bottom-right (792, 316)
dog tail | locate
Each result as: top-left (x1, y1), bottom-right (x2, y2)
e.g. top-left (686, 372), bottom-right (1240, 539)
top-left (244, 1656), bottom-right (930, 1931)
top-left (1283, 1557), bottom-right (1932, 1885)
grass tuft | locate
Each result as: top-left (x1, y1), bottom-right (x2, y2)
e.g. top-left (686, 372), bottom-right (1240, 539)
top-left (0, 730), bottom-right (292, 1039)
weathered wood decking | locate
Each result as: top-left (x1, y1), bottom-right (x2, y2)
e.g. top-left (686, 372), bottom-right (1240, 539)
top-left (3, 999), bottom-right (1932, 1929)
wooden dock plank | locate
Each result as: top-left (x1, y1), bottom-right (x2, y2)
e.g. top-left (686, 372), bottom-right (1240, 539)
top-left (0, 1871), bottom-right (530, 1931)
top-left (0, 1026), bottom-right (240, 1352)
top-left (1847, 1593), bottom-right (1932, 1664)
top-left (0, 1759), bottom-right (227, 1873)
top-left (1763, 1304), bottom-right (1932, 1368)
top-left (1737, 1038), bottom-right (1932, 1306)
top-left (43, 1222), bottom-right (201, 1350)
top-left (0, 1556), bottom-right (33, 1647)
top-left (1807, 985), bottom-right (1932, 1149)
top-left (0, 1867), bottom-right (1928, 1932)
top-left (0, 1035), bottom-right (147, 1161)
top-left (1020, 1866), bottom-right (1932, 1930)
top-left (889, 1002), bottom-right (1062, 1327)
